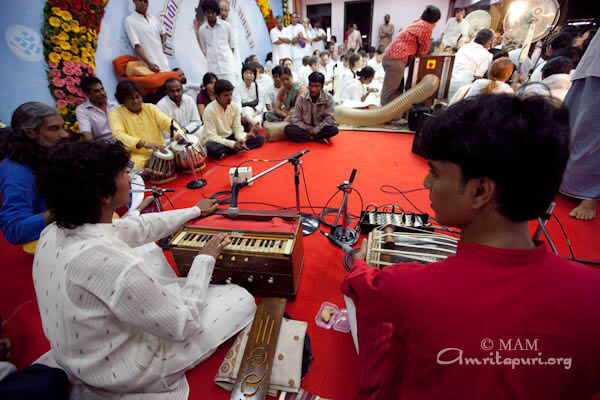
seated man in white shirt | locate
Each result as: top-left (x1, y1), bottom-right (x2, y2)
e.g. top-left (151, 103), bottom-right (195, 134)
top-left (34, 140), bottom-right (255, 399)
top-left (367, 46), bottom-right (385, 81)
top-left (203, 79), bottom-right (265, 159)
top-left (448, 29), bottom-right (494, 100)
top-left (232, 63), bottom-right (266, 134)
top-left (258, 63), bottom-right (280, 112)
top-left (522, 56), bottom-right (573, 103)
top-left (76, 76), bottom-right (119, 142)
top-left (125, 0), bottom-right (169, 72)
top-left (299, 56), bottom-right (320, 87)
top-left (157, 78), bottom-right (203, 140)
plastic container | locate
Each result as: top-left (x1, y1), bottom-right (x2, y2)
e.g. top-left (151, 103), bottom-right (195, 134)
top-left (332, 309), bottom-right (351, 333)
top-left (315, 302), bottom-right (339, 329)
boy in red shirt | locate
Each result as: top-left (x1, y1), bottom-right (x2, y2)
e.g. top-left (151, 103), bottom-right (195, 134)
top-left (342, 93), bottom-right (600, 399)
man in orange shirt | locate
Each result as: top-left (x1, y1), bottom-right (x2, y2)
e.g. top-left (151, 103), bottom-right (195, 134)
top-left (381, 5), bottom-right (441, 105)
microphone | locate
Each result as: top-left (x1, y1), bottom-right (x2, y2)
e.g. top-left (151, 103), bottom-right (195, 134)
top-left (228, 182), bottom-right (240, 218)
top-left (288, 149), bottom-right (309, 160)
top-left (172, 120), bottom-right (207, 157)
top-left (131, 188), bottom-right (175, 193)
top-left (321, 231), bottom-right (354, 253)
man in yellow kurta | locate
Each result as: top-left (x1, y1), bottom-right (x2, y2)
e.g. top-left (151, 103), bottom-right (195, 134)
top-left (108, 80), bottom-right (183, 167)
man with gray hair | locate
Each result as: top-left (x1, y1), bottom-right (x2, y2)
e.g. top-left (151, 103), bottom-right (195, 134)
top-left (0, 102), bottom-right (69, 244)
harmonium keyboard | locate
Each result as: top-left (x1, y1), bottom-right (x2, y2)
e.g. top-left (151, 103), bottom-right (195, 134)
top-left (169, 209), bottom-right (304, 300)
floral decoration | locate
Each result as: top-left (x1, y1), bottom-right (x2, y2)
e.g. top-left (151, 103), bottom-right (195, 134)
top-left (282, 0), bottom-right (290, 26)
top-left (41, 0), bottom-right (109, 134)
top-left (256, 0), bottom-right (276, 30)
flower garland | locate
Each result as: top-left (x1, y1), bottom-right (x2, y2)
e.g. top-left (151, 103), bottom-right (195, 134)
top-left (41, 0), bottom-right (108, 133)
top-left (255, 0), bottom-right (276, 31)
top-left (282, 0), bottom-right (290, 26)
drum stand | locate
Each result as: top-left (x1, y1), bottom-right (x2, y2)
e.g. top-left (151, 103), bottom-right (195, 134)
top-left (330, 169), bottom-right (359, 246)
top-left (184, 143), bottom-right (206, 189)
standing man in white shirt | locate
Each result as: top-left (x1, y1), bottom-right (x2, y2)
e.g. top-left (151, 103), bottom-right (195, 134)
top-left (448, 29), bottom-right (494, 100)
top-left (125, 0), bottom-right (169, 72)
top-left (441, 8), bottom-right (467, 50)
top-left (288, 13), bottom-right (307, 73)
top-left (271, 15), bottom-right (292, 65)
top-left (34, 140), bottom-right (256, 400)
top-left (195, 0), bottom-right (237, 83)
top-left (219, 0), bottom-right (242, 71)
top-left (157, 78), bottom-right (203, 140)
top-left (311, 20), bottom-right (327, 53)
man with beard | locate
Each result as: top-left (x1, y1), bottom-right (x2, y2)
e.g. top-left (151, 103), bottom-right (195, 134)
top-left (0, 102), bottom-right (69, 244)
top-left (76, 76), bottom-right (119, 142)
top-left (157, 78), bottom-right (202, 139)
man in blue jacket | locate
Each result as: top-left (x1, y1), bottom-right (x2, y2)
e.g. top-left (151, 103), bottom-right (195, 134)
top-left (0, 102), bottom-right (69, 244)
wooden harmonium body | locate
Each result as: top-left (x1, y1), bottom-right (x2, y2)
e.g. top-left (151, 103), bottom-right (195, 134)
top-left (169, 209), bottom-right (304, 300)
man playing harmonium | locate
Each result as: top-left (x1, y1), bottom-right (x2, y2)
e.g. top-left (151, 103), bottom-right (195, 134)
top-left (342, 94), bottom-right (600, 398)
top-left (33, 140), bottom-right (256, 399)
top-left (0, 102), bottom-right (69, 244)
top-left (108, 80), bottom-right (186, 168)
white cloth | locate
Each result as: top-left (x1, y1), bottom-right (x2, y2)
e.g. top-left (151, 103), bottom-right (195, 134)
top-left (302, 25), bottom-right (314, 56)
top-left (222, 16), bottom-right (242, 70)
top-left (529, 59), bottom-right (546, 82)
top-left (508, 48), bottom-right (534, 74)
top-left (182, 82), bottom-right (202, 100)
top-left (156, 95), bottom-right (202, 139)
top-left (288, 23), bottom-right (307, 61)
top-left (312, 28), bottom-right (326, 53)
top-left (464, 79), bottom-right (514, 98)
top-left (270, 26), bottom-right (292, 65)
top-left (32, 207), bottom-right (256, 400)
top-left (448, 41), bottom-right (493, 99)
top-left (333, 66), bottom-right (354, 102)
top-left (298, 65), bottom-right (313, 87)
top-left (124, 12), bottom-right (169, 71)
top-left (522, 73), bottom-right (572, 102)
top-left (257, 75), bottom-right (277, 106)
top-left (197, 19), bottom-right (237, 77)
top-left (0, 361), bottom-right (17, 381)
top-left (232, 81), bottom-right (266, 123)
top-left (442, 17), bottom-right (467, 48)
top-left (367, 58), bottom-right (385, 80)
top-left (339, 78), bottom-right (365, 102)
top-left (347, 30), bottom-right (361, 51)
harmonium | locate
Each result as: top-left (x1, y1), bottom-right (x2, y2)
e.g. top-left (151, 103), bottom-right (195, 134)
top-left (169, 209), bottom-right (304, 300)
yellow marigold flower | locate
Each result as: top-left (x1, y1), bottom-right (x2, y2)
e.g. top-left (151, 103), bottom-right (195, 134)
top-left (72, 56), bottom-right (81, 63)
top-left (71, 46), bottom-right (79, 55)
top-left (57, 106), bottom-right (67, 115)
top-left (59, 41), bottom-right (71, 50)
top-left (80, 26), bottom-right (87, 34)
top-left (61, 51), bottom-right (72, 61)
top-left (52, 7), bottom-right (60, 13)
top-left (60, 11), bottom-right (72, 21)
top-left (81, 49), bottom-right (89, 58)
top-left (53, 46), bottom-right (62, 53)
top-left (49, 16), bottom-right (61, 27)
top-left (71, 25), bottom-right (80, 33)
top-left (49, 52), bottom-right (61, 64)
top-left (61, 23), bottom-right (71, 32)
top-left (51, 35), bottom-right (60, 44)
top-left (57, 31), bottom-right (69, 41)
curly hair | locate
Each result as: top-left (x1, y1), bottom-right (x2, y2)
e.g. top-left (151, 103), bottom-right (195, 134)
top-left (37, 141), bottom-right (131, 229)
top-left (0, 102), bottom-right (60, 172)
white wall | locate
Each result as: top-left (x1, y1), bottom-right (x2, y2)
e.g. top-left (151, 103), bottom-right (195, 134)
top-left (303, 0), bottom-right (450, 48)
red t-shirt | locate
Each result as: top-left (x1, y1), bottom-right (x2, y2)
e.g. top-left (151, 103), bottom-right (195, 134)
top-left (383, 19), bottom-right (433, 64)
top-left (341, 242), bottom-right (600, 399)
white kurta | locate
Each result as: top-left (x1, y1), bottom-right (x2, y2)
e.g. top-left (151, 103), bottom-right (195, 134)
top-left (333, 66), bottom-right (354, 102)
top-left (522, 73), bottom-right (572, 102)
top-left (271, 26), bottom-right (292, 65)
top-left (257, 75), bottom-right (277, 106)
top-left (223, 16), bottom-right (242, 71)
top-left (312, 28), bottom-right (326, 53)
top-left (508, 48), bottom-right (534, 74)
top-left (464, 79), bottom-right (514, 98)
top-left (448, 41), bottom-right (493, 99)
top-left (197, 19), bottom-right (237, 80)
top-left (288, 23), bottom-right (307, 66)
top-left (125, 12), bottom-right (170, 72)
top-left (340, 78), bottom-right (365, 102)
top-left (32, 207), bottom-right (256, 400)
top-left (302, 25), bottom-right (314, 56)
top-left (442, 18), bottom-right (467, 48)
top-left (156, 95), bottom-right (203, 139)
top-left (347, 30), bottom-right (362, 51)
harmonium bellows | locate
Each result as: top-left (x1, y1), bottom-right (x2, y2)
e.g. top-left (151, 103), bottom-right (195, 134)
top-left (169, 209), bottom-right (304, 300)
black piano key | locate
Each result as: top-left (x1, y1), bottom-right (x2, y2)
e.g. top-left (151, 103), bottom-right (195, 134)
top-left (251, 239), bottom-right (257, 246)
top-left (195, 235), bottom-right (202, 242)
top-left (202, 235), bottom-right (210, 242)
top-left (270, 240), bottom-right (275, 248)
top-left (245, 238), bottom-right (251, 246)
top-left (279, 240), bottom-right (284, 249)
top-left (184, 233), bottom-right (191, 240)
top-left (259, 239), bottom-right (265, 247)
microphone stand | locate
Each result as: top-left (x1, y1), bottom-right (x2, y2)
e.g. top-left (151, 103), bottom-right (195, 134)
top-left (132, 187), bottom-right (176, 249)
top-left (330, 169), bottom-right (359, 246)
top-left (184, 141), bottom-right (207, 189)
top-left (227, 150), bottom-right (318, 236)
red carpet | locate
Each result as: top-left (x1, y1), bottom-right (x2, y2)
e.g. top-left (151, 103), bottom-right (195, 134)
top-left (1, 130), bottom-right (599, 399)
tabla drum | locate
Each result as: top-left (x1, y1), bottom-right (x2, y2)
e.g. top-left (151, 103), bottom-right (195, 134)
top-left (169, 135), bottom-right (206, 173)
top-left (144, 148), bottom-right (177, 185)
top-left (263, 121), bottom-right (289, 142)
